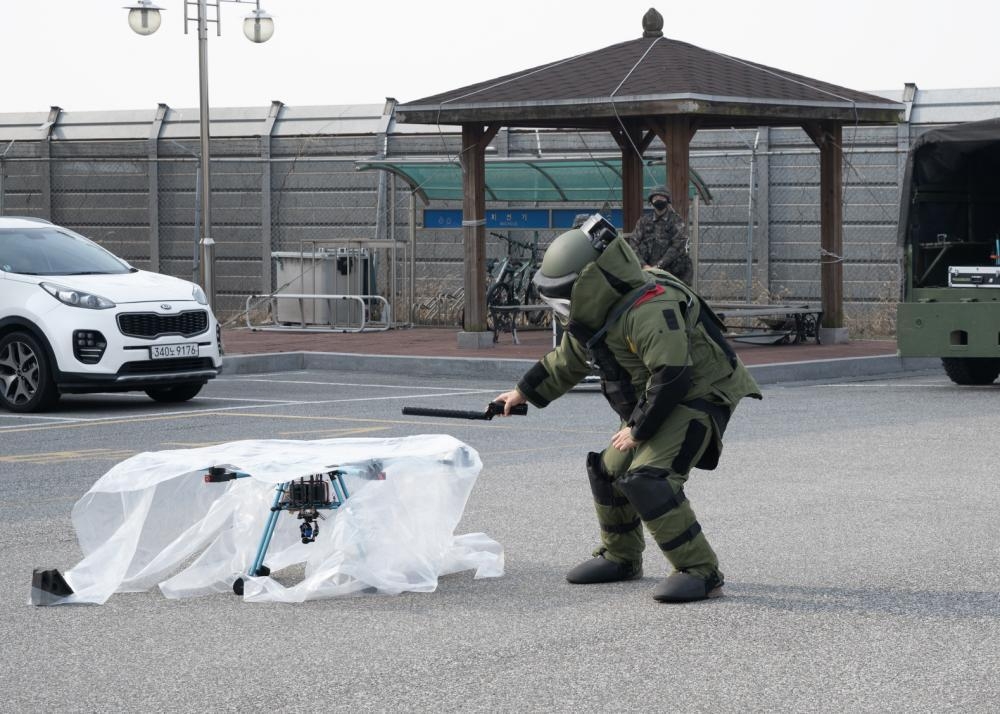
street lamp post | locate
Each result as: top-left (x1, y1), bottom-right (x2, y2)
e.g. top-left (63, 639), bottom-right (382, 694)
top-left (126, 0), bottom-right (274, 312)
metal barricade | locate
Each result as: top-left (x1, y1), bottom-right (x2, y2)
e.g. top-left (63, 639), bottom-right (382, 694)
top-left (245, 293), bottom-right (392, 333)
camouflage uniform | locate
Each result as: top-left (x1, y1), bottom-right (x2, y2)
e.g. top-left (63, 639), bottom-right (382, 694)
top-left (515, 237), bottom-right (760, 582)
top-left (629, 208), bottom-right (693, 285)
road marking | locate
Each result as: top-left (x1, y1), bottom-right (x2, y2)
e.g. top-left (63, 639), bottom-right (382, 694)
top-left (220, 377), bottom-right (505, 392)
top-left (164, 425), bottom-right (394, 440)
top-left (218, 410), bottom-right (596, 435)
top-left (0, 413), bottom-right (80, 422)
top-left (277, 425), bottom-right (393, 437)
top-left (0, 389), bottom-right (498, 434)
top-left (143, 394), bottom-right (301, 403)
top-left (313, 390), bottom-right (496, 405)
top-left (0, 408), bottom-right (287, 432)
top-left (816, 383), bottom-right (955, 388)
top-left (0, 400), bottom-right (315, 428)
top-left (478, 444), bottom-right (580, 457)
top-left (0, 448), bottom-right (135, 464)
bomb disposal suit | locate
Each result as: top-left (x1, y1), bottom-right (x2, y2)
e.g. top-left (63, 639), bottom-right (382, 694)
top-left (497, 215), bottom-right (760, 603)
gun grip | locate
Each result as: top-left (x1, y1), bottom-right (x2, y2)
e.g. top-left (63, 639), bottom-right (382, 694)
top-left (488, 400), bottom-right (528, 417)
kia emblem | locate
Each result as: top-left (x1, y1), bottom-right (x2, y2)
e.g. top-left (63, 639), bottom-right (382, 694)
top-left (161, 303), bottom-right (172, 310)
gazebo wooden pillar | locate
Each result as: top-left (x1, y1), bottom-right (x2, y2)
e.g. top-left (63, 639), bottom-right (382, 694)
top-left (664, 117), bottom-right (696, 223)
top-left (805, 121), bottom-right (845, 332)
top-left (460, 122), bottom-right (499, 333)
top-left (611, 120), bottom-right (655, 233)
top-left (643, 117), bottom-right (698, 223)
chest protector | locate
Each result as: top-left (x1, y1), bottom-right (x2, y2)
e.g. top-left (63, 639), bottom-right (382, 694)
top-left (566, 275), bottom-right (738, 422)
top-left (565, 283), bottom-right (652, 420)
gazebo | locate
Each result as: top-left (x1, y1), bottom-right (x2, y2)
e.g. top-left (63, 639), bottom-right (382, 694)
top-left (396, 8), bottom-right (904, 344)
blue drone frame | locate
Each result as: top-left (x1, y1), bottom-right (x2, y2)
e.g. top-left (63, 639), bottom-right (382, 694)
top-left (203, 461), bottom-right (383, 595)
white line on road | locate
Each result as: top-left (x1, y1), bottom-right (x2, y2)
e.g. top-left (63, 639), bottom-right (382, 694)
top-left (219, 377), bottom-right (503, 391)
top-left (0, 413), bottom-right (81, 422)
top-left (816, 383), bottom-right (955, 388)
top-left (0, 389), bottom-right (498, 433)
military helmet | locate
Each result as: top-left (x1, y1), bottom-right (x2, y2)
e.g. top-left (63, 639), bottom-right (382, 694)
top-left (647, 185), bottom-right (671, 203)
top-left (532, 214), bottom-right (617, 299)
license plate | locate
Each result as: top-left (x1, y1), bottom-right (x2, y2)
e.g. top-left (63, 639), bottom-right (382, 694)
top-left (150, 343), bottom-right (199, 359)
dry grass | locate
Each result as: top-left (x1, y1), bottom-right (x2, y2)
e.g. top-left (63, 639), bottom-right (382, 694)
top-left (844, 283), bottom-right (899, 340)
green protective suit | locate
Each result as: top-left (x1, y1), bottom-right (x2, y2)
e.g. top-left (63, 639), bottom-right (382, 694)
top-left (516, 237), bottom-right (761, 579)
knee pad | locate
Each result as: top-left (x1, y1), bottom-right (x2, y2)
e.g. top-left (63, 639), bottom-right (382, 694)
top-left (586, 452), bottom-right (628, 507)
top-left (616, 465), bottom-right (687, 522)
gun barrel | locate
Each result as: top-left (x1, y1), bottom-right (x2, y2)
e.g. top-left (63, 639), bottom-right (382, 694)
top-left (401, 401), bottom-right (528, 420)
top-left (402, 406), bottom-right (494, 420)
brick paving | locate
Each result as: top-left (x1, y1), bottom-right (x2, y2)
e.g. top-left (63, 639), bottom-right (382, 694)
top-left (222, 326), bottom-right (898, 367)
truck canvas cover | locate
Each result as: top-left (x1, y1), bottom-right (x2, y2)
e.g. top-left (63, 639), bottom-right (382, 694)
top-left (898, 117), bottom-right (1000, 246)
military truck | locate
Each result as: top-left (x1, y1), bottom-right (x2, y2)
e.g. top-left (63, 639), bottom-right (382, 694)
top-left (896, 117), bottom-right (1000, 384)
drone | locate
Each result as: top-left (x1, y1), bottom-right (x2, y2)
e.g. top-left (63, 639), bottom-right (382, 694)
top-left (30, 404), bottom-right (522, 606)
top-left (202, 459), bottom-right (385, 595)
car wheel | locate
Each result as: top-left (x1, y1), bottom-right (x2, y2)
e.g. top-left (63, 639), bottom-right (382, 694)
top-left (145, 383), bottom-right (204, 403)
top-left (0, 331), bottom-right (59, 413)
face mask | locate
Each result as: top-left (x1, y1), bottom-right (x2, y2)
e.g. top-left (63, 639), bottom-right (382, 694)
top-left (651, 199), bottom-right (669, 210)
top-left (539, 293), bottom-right (571, 321)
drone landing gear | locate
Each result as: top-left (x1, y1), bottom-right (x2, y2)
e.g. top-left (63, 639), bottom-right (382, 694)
top-left (232, 565), bottom-right (270, 596)
top-left (214, 470), bottom-right (351, 596)
top-left (204, 461), bottom-right (384, 597)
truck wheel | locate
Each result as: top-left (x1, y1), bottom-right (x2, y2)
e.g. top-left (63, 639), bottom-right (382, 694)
top-left (941, 357), bottom-right (1000, 385)
top-left (0, 331), bottom-right (59, 412)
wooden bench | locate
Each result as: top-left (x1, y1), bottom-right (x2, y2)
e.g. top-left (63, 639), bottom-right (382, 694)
top-left (710, 302), bottom-right (823, 344)
top-left (489, 300), bottom-right (822, 346)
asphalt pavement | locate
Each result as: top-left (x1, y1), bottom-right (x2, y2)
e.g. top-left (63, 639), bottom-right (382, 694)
top-left (2, 369), bottom-right (998, 712)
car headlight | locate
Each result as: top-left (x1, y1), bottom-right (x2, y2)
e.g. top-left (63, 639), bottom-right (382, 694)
top-left (192, 284), bottom-right (208, 305)
top-left (40, 282), bottom-right (116, 310)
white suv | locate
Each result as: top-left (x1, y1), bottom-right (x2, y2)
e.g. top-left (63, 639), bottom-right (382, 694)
top-left (0, 217), bottom-right (223, 412)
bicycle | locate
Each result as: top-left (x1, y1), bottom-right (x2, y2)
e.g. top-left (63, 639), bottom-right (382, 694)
top-left (486, 232), bottom-right (547, 334)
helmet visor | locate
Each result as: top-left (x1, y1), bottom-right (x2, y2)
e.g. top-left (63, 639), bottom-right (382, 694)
top-left (532, 268), bottom-right (577, 299)
top-left (539, 292), bottom-right (571, 322)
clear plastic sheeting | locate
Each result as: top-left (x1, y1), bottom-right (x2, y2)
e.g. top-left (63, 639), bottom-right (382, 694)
top-left (37, 435), bottom-right (503, 605)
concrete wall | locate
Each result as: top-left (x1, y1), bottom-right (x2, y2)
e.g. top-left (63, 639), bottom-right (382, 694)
top-left (1, 86), bottom-right (997, 326)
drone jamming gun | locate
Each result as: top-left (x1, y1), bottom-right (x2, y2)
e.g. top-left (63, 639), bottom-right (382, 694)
top-left (401, 400), bottom-right (528, 420)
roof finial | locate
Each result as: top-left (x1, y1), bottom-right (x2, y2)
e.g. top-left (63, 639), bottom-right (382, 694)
top-left (642, 8), bottom-right (664, 38)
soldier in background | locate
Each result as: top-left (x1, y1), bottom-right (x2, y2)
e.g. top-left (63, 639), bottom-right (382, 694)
top-left (629, 186), bottom-right (693, 284)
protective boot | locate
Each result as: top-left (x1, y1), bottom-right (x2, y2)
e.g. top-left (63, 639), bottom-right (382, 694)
top-left (652, 570), bottom-right (724, 603)
top-left (566, 552), bottom-right (642, 584)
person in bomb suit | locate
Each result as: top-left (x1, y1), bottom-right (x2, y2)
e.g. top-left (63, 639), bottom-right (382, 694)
top-left (629, 185), bottom-right (693, 285)
top-left (496, 214), bottom-right (760, 602)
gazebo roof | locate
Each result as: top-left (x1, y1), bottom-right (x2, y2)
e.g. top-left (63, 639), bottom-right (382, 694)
top-left (398, 27), bottom-right (903, 127)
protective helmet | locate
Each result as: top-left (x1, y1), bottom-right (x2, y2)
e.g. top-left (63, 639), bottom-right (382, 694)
top-left (647, 185), bottom-right (671, 203)
top-left (532, 214), bottom-right (617, 306)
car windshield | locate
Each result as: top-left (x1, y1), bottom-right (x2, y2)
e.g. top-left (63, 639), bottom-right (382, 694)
top-left (0, 227), bottom-right (132, 275)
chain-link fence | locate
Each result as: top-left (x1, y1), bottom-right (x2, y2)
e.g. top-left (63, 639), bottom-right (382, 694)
top-left (0, 125), bottom-right (907, 335)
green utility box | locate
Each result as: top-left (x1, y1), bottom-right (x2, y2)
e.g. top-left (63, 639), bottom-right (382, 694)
top-left (896, 118), bottom-right (1000, 384)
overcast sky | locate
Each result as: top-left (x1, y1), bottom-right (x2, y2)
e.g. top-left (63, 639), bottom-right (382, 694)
top-left (4, 0), bottom-right (999, 114)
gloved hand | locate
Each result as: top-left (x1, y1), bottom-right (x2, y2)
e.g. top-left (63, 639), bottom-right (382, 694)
top-left (494, 389), bottom-right (526, 416)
